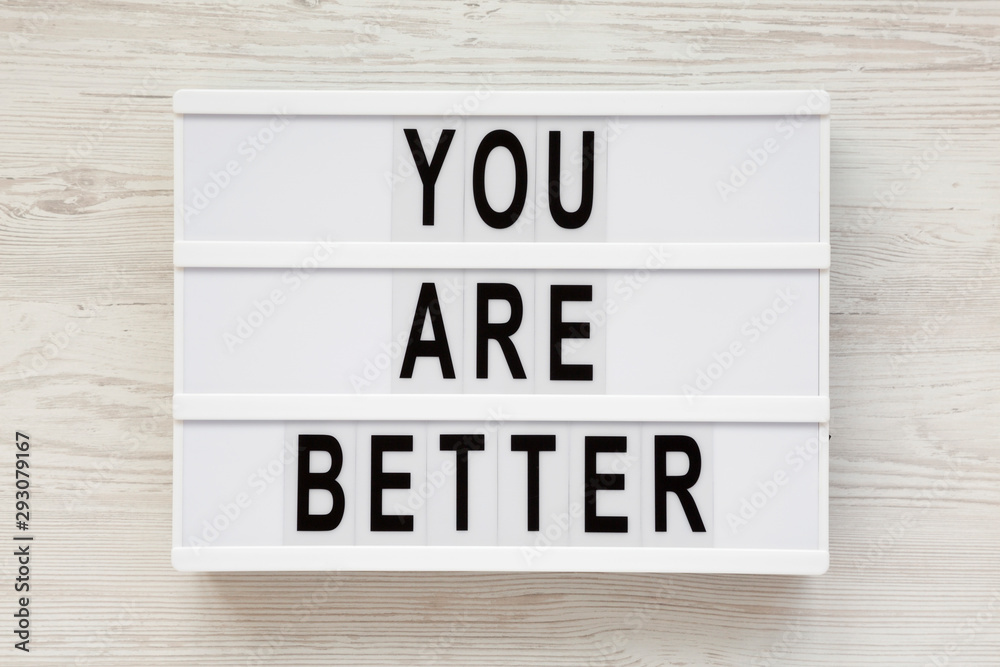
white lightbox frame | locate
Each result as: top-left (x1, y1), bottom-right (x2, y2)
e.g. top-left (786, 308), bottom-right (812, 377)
top-left (173, 90), bottom-right (830, 574)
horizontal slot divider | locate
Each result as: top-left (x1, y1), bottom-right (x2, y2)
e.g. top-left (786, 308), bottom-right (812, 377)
top-left (175, 241), bottom-right (830, 270)
top-left (174, 394), bottom-right (829, 423)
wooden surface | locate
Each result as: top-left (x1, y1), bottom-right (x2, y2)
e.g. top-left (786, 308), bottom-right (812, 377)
top-left (2, 1), bottom-right (999, 664)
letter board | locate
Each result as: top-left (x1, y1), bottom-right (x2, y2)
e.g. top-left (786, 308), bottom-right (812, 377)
top-left (173, 90), bottom-right (830, 574)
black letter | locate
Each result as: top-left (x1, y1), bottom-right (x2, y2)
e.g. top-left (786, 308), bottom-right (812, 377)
top-left (511, 435), bottom-right (557, 531)
top-left (477, 283), bottom-right (526, 379)
top-left (548, 130), bottom-right (595, 229)
top-left (584, 436), bottom-right (628, 533)
top-left (472, 129), bottom-right (528, 229)
top-left (439, 434), bottom-right (486, 531)
top-left (401, 282), bottom-right (456, 379)
top-left (654, 435), bottom-right (706, 532)
top-left (370, 435), bottom-right (414, 532)
top-left (550, 285), bottom-right (593, 381)
top-left (296, 434), bottom-right (345, 532)
top-left (404, 128), bottom-right (456, 227)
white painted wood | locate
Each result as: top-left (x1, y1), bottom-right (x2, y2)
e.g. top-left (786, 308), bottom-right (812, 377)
top-left (1, 0), bottom-right (998, 664)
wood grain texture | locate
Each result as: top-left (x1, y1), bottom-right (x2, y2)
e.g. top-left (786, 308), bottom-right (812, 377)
top-left (1, 0), bottom-right (999, 664)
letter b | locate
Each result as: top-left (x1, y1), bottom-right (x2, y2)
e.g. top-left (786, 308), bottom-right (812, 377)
top-left (296, 434), bottom-right (346, 532)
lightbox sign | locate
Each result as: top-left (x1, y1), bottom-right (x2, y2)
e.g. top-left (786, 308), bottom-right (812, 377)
top-left (173, 90), bottom-right (830, 574)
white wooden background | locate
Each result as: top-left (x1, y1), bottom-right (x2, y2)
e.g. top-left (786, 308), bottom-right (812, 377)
top-left (2, 1), bottom-right (999, 664)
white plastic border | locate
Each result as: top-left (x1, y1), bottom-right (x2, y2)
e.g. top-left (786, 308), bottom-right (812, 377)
top-left (173, 89), bottom-right (830, 117)
top-left (175, 241), bottom-right (830, 270)
top-left (174, 394), bottom-right (829, 423)
top-left (172, 90), bottom-right (830, 575)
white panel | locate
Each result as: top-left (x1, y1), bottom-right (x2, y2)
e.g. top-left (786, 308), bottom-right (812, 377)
top-left (640, 423), bottom-right (713, 547)
top-left (183, 269), bottom-right (393, 394)
top-left (568, 423), bottom-right (642, 547)
top-left (605, 270), bottom-right (819, 396)
top-left (282, 422), bottom-right (356, 546)
top-left (391, 271), bottom-right (465, 393)
top-left (181, 420), bottom-right (818, 552)
top-left (497, 423), bottom-right (571, 553)
top-left (534, 118), bottom-right (608, 242)
top-left (175, 92), bottom-right (829, 574)
top-left (534, 271), bottom-right (606, 394)
top-left (183, 115), bottom-right (392, 242)
top-left (426, 422), bottom-right (498, 545)
top-left (607, 116), bottom-right (819, 242)
top-left (464, 118), bottom-right (537, 241)
top-left (463, 271), bottom-right (535, 393)
top-left (713, 423), bottom-right (820, 550)
top-left (391, 118), bottom-right (465, 241)
top-left (183, 268), bottom-right (817, 397)
top-left (181, 421), bottom-right (284, 548)
top-left (355, 422), bottom-right (427, 545)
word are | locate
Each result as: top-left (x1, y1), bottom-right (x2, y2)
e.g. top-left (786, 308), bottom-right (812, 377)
top-left (402, 281), bottom-right (596, 382)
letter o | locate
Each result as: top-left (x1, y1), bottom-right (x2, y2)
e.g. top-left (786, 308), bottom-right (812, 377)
top-left (472, 129), bottom-right (528, 229)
